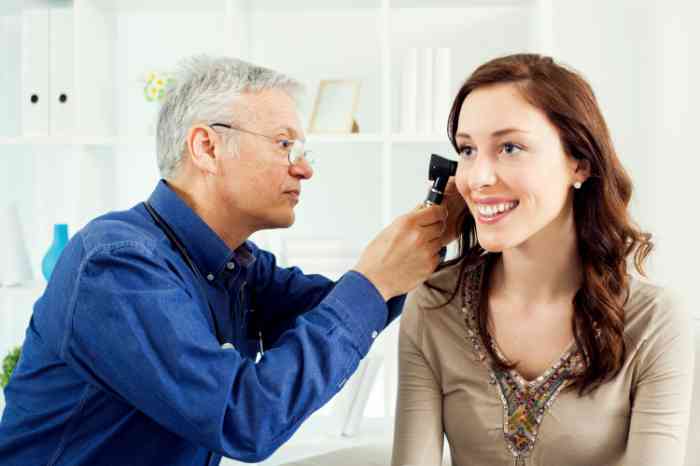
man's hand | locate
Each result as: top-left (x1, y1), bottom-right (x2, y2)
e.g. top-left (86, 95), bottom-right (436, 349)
top-left (353, 204), bottom-right (449, 301)
top-left (441, 176), bottom-right (467, 245)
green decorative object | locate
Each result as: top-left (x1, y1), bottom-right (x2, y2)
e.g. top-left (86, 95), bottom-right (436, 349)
top-left (1, 346), bottom-right (21, 388)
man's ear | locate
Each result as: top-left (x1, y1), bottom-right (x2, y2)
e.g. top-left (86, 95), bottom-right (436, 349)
top-left (186, 125), bottom-right (220, 175)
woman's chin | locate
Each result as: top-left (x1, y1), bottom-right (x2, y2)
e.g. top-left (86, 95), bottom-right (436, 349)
top-left (477, 234), bottom-right (514, 253)
top-left (480, 243), bottom-right (505, 253)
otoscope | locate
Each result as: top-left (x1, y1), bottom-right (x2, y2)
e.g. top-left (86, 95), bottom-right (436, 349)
top-left (424, 153), bottom-right (458, 260)
top-left (425, 153), bottom-right (458, 206)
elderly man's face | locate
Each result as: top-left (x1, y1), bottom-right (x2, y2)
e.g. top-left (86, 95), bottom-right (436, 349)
top-left (213, 88), bottom-right (313, 231)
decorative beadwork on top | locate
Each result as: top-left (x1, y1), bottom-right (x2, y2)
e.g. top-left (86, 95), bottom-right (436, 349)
top-left (460, 259), bottom-right (586, 462)
top-left (462, 261), bottom-right (486, 362)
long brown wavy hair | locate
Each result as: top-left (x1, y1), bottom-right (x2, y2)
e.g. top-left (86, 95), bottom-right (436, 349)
top-left (433, 54), bottom-right (653, 395)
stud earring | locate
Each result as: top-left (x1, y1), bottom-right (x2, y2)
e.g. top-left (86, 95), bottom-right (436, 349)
top-left (573, 181), bottom-right (582, 189)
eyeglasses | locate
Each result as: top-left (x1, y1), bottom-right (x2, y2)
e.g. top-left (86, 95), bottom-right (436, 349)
top-left (210, 123), bottom-right (315, 166)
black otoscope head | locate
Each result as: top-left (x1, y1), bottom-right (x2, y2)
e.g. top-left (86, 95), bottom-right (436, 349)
top-left (425, 153), bottom-right (458, 206)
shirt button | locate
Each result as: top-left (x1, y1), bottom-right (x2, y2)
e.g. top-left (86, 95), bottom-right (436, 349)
top-left (226, 262), bottom-right (235, 270)
top-left (371, 330), bottom-right (378, 339)
top-left (206, 273), bottom-right (215, 281)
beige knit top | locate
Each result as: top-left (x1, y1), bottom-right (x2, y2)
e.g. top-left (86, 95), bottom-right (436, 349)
top-left (391, 257), bottom-right (694, 466)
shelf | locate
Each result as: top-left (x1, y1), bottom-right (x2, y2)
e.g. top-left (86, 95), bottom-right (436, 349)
top-left (392, 0), bottom-right (535, 7)
top-left (391, 133), bottom-right (451, 143)
top-left (0, 135), bottom-right (388, 146)
top-left (0, 280), bottom-right (45, 298)
top-left (87, 0), bottom-right (229, 13)
top-left (307, 133), bottom-right (384, 143)
top-left (0, 134), bottom-right (454, 146)
top-left (252, 0), bottom-right (380, 11)
top-left (0, 136), bottom-right (155, 146)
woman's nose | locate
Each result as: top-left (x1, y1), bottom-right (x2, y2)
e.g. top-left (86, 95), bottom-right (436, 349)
top-left (468, 155), bottom-right (497, 191)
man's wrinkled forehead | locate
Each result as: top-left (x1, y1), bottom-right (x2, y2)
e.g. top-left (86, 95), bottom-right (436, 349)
top-left (238, 89), bottom-right (305, 139)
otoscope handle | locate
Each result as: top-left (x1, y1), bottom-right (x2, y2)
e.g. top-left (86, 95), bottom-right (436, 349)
top-left (423, 180), bottom-right (448, 261)
top-left (425, 188), bottom-right (444, 205)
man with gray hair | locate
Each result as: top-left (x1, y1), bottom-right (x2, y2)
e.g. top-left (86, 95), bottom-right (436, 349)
top-left (0, 56), bottom-right (458, 466)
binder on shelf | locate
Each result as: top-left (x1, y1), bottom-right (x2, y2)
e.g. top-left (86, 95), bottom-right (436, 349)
top-left (21, 8), bottom-right (50, 136)
top-left (0, 16), bottom-right (21, 137)
top-left (417, 47), bottom-right (434, 134)
top-left (49, 6), bottom-right (75, 136)
top-left (433, 48), bottom-right (452, 134)
top-left (400, 47), bottom-right (417, 134)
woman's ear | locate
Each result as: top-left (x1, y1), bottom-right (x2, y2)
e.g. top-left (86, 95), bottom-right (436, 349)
top-left (573, 157), bottom-right (591, 184)
top-left (186, 125), bottom-right (220, 175)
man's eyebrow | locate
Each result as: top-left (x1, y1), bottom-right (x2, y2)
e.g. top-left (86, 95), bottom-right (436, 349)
top-left (456, 128), bottom-right (530, 139)
top-left (273, 126), bottom-right (307, 143)
top-left (273, 126), bottom-right (295, 137)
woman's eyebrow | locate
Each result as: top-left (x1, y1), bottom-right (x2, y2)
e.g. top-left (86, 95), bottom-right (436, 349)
top-left (456, 128), bottom-right (530, 139)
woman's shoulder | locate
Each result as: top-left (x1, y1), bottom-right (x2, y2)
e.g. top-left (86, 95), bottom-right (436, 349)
top-left (408, 257), bottom-right (484, 309)
top-left (624, 275), bottom-right (692, 346)
top-left (401, 257), bottom-right (486, 340)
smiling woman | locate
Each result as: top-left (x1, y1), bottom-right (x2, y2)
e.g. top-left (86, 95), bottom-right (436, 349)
top-left (392, 54), bottom-right (694, 466)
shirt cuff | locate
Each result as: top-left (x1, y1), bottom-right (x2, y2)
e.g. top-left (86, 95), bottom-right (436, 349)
top-left (323, 270), bottom-right (389, 357)
top-left (386, 294), bottom-right (407, 325)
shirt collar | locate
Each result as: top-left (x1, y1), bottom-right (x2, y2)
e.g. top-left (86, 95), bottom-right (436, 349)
top-left (147, 180), bottom-right (256, 280)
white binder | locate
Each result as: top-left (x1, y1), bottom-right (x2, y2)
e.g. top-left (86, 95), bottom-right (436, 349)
top-left (400, 47), bottom-right (418, 134)
top-left (0, 15), bottom-right (22, 137)
top-left (49, 5), bottom-right (75, 136)
top-left (417, 47), bottom-right (434, 134)
top-left (433, 48), bottom-right (452, 134)
top-left (21, 8), bottom-right (50, 136)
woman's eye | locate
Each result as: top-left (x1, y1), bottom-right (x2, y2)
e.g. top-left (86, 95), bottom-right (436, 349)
top-left (458, 146), bottom-right (475, 158)
top-left (279, 140), bottom-right (292, 150)
top-left (501, 142), bottom-right (523, 156)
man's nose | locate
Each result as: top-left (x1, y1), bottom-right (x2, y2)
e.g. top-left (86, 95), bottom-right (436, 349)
top-left (290, 158), bottom-right (314, 180)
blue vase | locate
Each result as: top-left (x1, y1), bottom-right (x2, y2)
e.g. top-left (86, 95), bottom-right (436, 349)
top-left (41, 224), bottom-right (69, 281)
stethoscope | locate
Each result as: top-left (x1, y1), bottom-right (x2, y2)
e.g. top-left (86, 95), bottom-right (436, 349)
top-left (144, 201), bottom-right (264, 357)
top-left (144, 201), bottom-right (265, 466)
top-left (143, 201), bottom-right (225, 342)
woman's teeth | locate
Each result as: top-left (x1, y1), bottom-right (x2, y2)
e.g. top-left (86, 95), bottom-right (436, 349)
top-left (477, 201), bottom-right (519, 218)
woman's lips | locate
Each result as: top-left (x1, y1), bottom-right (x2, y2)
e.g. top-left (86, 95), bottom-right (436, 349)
top-left (473, 200), bottom-right (519, 224)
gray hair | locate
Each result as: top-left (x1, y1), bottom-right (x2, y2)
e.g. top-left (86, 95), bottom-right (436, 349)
top-left (156, 55), bottom-right (303, 180)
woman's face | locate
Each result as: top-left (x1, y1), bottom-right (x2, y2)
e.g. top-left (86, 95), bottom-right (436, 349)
top-left (454, 83), bottom-right (586, 252)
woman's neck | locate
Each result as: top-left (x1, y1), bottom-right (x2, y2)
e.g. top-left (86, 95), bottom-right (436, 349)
top-left (491, 223), bottom-right (582, 306)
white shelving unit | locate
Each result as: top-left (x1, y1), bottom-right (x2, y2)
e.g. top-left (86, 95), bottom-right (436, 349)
top-left (0, 0), bottom-right (550, 463)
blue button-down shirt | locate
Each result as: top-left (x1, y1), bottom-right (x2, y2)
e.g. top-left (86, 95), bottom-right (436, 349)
top-left (0, 180), bottom-right (405, 466)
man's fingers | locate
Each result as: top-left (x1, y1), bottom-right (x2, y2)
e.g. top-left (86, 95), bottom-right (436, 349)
top-left (413, 204), bottom-right (448, 226)
top-left (423, 222), bottom-right (447, 242)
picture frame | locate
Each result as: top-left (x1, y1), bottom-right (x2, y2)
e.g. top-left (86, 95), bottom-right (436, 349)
top-left (309, 80), bottom-right (361, 134)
